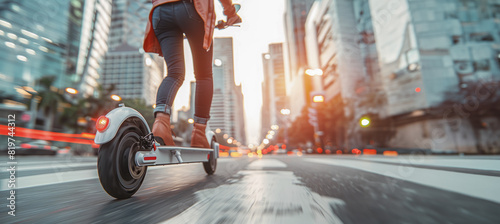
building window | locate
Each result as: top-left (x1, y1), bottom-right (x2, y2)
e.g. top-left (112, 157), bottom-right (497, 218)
top-left (473, 60), bottom-right (490, 71)
top-left (469, 33), bottom-right (494, 42)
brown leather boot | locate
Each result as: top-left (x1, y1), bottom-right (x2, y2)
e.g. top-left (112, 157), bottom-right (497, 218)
top-left (190, 123), bottom-right (210, 148)
top-left (152, 112), bottom-right (175, 146)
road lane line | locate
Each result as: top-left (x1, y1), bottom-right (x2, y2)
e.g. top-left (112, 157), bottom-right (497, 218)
top-left (0, 159), bottom-right (235, 190)
top-left (246, 159), bottom-right (287, 169)
top-left (305, 158), bottom-right (500, 204)
top-left (0, 169), bottom-right (98, 191)
top-left (161, 169), bottom-right (344, 224)
top-left (358, 156), bottom-right (500, 172)
top-left (0, 162), bottom-right (97, 172)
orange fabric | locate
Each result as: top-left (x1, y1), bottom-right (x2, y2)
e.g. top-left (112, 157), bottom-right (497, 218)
top-left (143, 0), bottom-right (237, 56)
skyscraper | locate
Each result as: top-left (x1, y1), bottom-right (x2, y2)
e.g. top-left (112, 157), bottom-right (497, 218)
top-left (305, 0), bottom-right (379, 149)
top-left (306, 0), bottom-right (364, 107)
top-left (367, 0), bottom-right (500, 152)
top-left (102, 0), bottom-right (164, 105)
top-left (0, 0), bottom-right (111, 130)
top-left (303, 0), bottom-right (500, 153)
top-left (261, 43), bottom-right (286, 142)
top-left (76, 0), bottom-right (112, 96)
top-left (284, 0), bottom-right (315, 120)
top-left (0, 0), bottom-right (87, 99)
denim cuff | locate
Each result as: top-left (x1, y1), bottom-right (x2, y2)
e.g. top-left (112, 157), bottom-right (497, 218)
top-left (154, 104), bottom-right (172, 117)
top-left (194, 116), bottom-right (209, 125)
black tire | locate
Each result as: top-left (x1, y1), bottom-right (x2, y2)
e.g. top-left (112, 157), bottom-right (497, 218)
top-left (203, 137), bottom-right (217, 175)
top-left (97, 125), bottom-right (147, 199)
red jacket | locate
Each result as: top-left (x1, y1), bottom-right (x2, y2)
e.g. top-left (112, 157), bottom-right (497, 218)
top-left (143, 0), bottom-right (237, 56)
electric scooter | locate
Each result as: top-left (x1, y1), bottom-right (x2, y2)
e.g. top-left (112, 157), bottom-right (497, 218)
top-left (94, 5), bottom-right (241, 199)
top-left (94, 104), bottom-right (219, 199)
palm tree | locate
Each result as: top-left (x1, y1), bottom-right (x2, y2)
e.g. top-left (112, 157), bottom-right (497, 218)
top-left (122, 98), bottom-right (155, 128)
top-left (84, 84), bottom-right (117, 119)
top-left (60, 97), bottom-right (87, 133)
top-left (58, 84), bottom-right (118, 133)
top-left (36, 76), bottom-right (68, 131)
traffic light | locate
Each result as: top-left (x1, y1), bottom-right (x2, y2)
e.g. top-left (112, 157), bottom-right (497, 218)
top-left (310, 91), bottom-right (325, 105)
top-left (360, 117), bottom-right (371, 127)
top-left (312, 95), bottom-right (324, 103)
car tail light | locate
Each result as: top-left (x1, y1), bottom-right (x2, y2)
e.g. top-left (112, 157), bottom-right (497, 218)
top-left (44, 145), bottom-right (51, 150)
top-left (96, 116), bottom-right (109, 132)
top-left (21, 143), bottom-right (31, 149)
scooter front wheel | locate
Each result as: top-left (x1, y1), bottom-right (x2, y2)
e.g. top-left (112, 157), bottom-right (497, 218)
top-left (203, 137), bottom-right (217, 175)
top-left (98, 126), bottom-right (147, 199)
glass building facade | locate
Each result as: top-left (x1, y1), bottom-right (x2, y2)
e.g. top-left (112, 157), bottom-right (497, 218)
top-left (0, 0), bottom-right (84, 102)
top-left (0, 0), bottom-right (112, 103)
top-left (102, 0), bottom-right (164, 106)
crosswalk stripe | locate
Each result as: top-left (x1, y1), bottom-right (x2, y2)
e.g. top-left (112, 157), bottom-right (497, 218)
top-left (0, 162), bottom-right (97, 172)
top-left (358, 156), bottom-right (500, 171)
top-left (0, 158), bottom-right (232, 190)
top-left (246, 159), bottom-right (287, 169)
top-left (305, 158), bottom-right (500, 204)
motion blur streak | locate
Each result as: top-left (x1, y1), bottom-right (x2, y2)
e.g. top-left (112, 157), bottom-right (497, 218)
top-left (0, 125), bottom-right (96, 146)
top-left (383, 151), bottom-right (398, 156)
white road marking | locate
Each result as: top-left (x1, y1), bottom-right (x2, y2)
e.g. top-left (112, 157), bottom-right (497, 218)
top-left (0, 159), bottom-right (233, 190)
top-left (0, 162), bottom-right (97, 172)
top-left (246, 159), bottom-right (287, 169)
top-left (358, 156), bottom-right (500, 171)
top-left (0, 169), bottom-right (98, 191)
top-left (162, 160), bottom-right (344, 224)
top-left (306, 158), bottom-right (500, 204)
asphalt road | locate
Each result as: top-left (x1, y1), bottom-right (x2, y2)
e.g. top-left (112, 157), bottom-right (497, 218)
top-left (1, 154), bottom-right (500, 224)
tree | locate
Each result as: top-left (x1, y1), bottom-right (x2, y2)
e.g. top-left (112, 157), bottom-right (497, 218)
top-left (60, 97), bottom-right (88, 133)
top-left (84, 84), bottom-right (118, 119)
top-left (320, 95), bottom-right (347, 148)
top-left (36, 76), bottom-right (68, 131)
top-left (58, 84), bottom-right (117, 133)
top-left (122, 98), bottom-right (155, 128)
top-left (287, 106), bottom-right (314, 147)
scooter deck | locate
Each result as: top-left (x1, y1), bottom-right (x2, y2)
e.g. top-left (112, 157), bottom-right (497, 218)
top-left (135, 143), bottom-right (219, 167)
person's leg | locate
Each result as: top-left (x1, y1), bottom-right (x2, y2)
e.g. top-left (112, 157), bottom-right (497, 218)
top-left (177, 1), bottom-right (213, 148)
top-left (151, 4), bottom-right (184, 145)
top-left (178, 1), bottom-right (213, 124)
top-left (153, 4), bottom-right (185, 117)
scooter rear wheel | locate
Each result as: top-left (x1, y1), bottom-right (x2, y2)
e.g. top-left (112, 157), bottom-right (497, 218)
top-left (98, 126), bottom-right (147, 199)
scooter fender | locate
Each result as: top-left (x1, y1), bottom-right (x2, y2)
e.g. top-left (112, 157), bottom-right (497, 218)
top-left (94, 107), bottom-right (151, 145)
top-left (205, 130), bottom-right (218, 157)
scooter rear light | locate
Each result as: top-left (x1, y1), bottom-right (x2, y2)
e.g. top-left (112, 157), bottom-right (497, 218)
top-left (96, 116), bottom-right (109, 132)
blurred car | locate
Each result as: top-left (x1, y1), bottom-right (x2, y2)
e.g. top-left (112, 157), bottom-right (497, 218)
top-left (15, 140), bottom-right (58, 155)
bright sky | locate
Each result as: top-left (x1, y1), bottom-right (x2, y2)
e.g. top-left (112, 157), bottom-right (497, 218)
top-left (174, 0), bottom-right (286, 145)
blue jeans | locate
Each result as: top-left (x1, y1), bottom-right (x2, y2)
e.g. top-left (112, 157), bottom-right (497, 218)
top-left (152, 0), bottom-right (213, 124)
